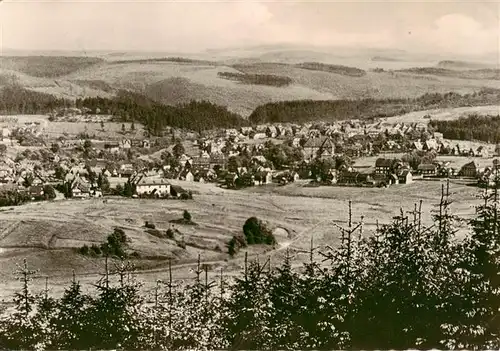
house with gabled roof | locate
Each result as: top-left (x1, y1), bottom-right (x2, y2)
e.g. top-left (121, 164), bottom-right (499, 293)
top-left (417, 163), bottom-right (437, 177)
top-left (303, 136), bottom-right (335, 161)
top-left (460, 161), bottom-right (480, 178)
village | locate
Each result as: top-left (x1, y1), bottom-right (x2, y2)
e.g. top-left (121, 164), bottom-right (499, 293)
top-left (0, 107), bottom-right (498, 205)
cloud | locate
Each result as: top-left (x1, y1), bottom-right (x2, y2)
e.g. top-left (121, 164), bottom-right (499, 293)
top-left (0, 1), bottom-right (497, 56)
top-left (400, 13), bottom-right (499, 55)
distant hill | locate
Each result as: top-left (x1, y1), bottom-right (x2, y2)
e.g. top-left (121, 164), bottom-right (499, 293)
top-left (396, 67), bottom-right (500, 80)
top-left (371, 56), bottom-right (402, 62)
top-left (295, 62), bottom-right (366, 77)
top-left (437, 60), bottom-right (498, 70)
top-left (0, 53), bottom-right (499, 117)
top-left (0, 56), bottom-right (103, 78)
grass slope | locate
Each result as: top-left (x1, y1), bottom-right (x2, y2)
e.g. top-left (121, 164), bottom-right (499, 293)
top-left (0, 179), bottom-right (481, 299)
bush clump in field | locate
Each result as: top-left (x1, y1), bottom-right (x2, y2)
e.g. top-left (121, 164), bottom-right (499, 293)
top-left (169, 210), bottom-right (197, 225)
top-left (144, 221), bottom-right (156, 229)
top-left (227, 234), bottom-right (247, 256)
top-left (243, 217), bottom-right (276, 246)
top-left (77, 228), bottom-right (129, 259)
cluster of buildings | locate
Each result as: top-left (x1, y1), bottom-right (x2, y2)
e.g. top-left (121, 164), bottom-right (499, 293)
top-left (0, 113), bottom-right (498, 201)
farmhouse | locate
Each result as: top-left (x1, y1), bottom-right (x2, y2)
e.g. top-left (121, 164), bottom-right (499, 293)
top-left (136, 178), bottom-right (170, 197)
top-left (417, 163), bottom-right (438, 177)
top-left (72, 179), bottom-right (91, 198)
top-left (459, 161), bottom-right (480, 178)
top-left (339, 171), bottom-right (373, 186)
top-left (375, 158), bottom-right (399, 175)
top-left (303, 136), bottom-right (335, 161)
top-left (120, 139), bottom-right (132, 149)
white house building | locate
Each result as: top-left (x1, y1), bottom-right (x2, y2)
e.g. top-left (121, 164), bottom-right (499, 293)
top-left (136, 178), bottom-right (171, 197)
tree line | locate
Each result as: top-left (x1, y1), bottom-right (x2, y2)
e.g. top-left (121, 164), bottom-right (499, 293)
top-left (2, 181), bottom-right (500, 349)
top-left (2, 85), bottom-right (500, 134)
top-left (217, 72), bottom-right (293, 87)
top-left (249, 89), bottom-right (500, 124)
top-left (429, 114), bottom-right (500, 143)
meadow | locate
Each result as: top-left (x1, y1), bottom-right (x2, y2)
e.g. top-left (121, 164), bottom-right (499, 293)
top-left (0, 178), bottom-right (481, 300)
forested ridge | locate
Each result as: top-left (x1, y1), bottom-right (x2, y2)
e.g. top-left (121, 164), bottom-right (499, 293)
top-left (249, 89), bottom-right (500, 123)
top-left (429, 114), bottom-right (500, 143)
top-left (217, 72), bottom-right (293, 87)
top-left (2, 183), bottom-right (500, 350)
top-left (1, 85), bottom-right (500, 133)
top-left (0, 86), bottom-right (247, 134)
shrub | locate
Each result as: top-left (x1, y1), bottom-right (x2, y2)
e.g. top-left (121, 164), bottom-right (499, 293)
top-left (78, 244), bottom-right (90, 256)
top-left (242, 217), bottom-right (276, 245)
top-left (90, 244), bottom-right (102, 256)
top-left (183, 210), bottom-right (192, 222)
top-left (166, 228), bottom-right (175, 239)
top-left (144, 221), bottom-right (155, 229)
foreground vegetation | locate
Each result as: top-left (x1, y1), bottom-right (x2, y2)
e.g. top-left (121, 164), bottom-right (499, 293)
top-left (2, 181), bottom-right (500, 350)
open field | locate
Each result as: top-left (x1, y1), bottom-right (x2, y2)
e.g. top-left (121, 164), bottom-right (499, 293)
top-left (0, 114), bottom-right (146, 140)
top-left (379, 105), bottom-right (500, 125)
top-left (0, 178), bottom-right (482, 300)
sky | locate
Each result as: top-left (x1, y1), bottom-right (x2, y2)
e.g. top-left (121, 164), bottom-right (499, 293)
top-left (0, 0), bottom-right (499, 56)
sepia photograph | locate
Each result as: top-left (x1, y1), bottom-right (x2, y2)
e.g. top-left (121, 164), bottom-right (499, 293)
top-left (0, 0), bottom-right (499, 349)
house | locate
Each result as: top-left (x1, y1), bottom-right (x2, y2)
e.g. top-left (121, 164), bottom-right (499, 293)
top-left (303, 136), bottom-right (335, 160)
top-left (72, 179), bottom-right (91, 198)
top-left (226, 129), bottom-right (239, 137)
top-left (120, 139), bottom-right (132, 149)
top-left (292, 138), bottom-right (302, 148)
top-left (252, 155), bottom-right (268, 165)
top-left (142, 140), bottom-right (151, 149)
top-left (460, 161), bottom-right (480, 178)
top-left (2, 127), bottom-right (11, 142)
top-left (116, 169), bottom-right (133, 180)
top-left (184, 171), bottom-right (194, 182)
top-left (190, 157), bottom-right (211, 169)
top-left (433, 132), bottom-right (444, 142)
top-left (104, 143), bottom-right (120, 153)
top-left (240, 127), bottom-right (253, 136)
top-left (179, 154), bottom-right (192, 168)
top-left (253, 133), bottom-right (267, 140)
top-left (339, 171), bottom-right (373, 185)
top-left (375, 158), bottom-right (399, 175)
top-left (417, 163), bottom-right (437, 177)
top-left (424, 139), bottom-right (438, 151)
top-left (413, 141), bottom-right (423, 151)
top-left (266, 126), bottom-right (278, 138)
top-left (254, 171), bottom-right (273, 185)
top-left (398, 170), bottom-right (413, 184)
top-left (136, 178), bottom-right (171, 197)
